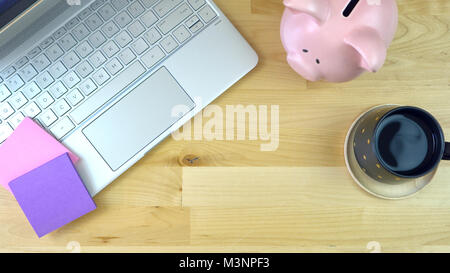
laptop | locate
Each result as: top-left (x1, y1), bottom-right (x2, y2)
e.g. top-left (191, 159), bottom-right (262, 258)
top-left (0, 0), bottom-right (258, 196)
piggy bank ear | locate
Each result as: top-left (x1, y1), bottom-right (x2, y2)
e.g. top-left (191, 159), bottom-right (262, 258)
top-left (344, 28), bottom-right (387, 73)
top-left (283, 0), bottom-right (330, 23)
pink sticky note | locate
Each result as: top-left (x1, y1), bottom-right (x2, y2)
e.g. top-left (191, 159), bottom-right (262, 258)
top-left (0, 118), bottom-right (79, 191)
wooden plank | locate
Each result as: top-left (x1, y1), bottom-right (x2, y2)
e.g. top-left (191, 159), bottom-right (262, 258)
top-left (94, 166), bottom-right (183, 207)
top-left (0, 205), bottom-right (190, 252)
top-left (190, 206), bottom-right (450, 252)
top-left (183, 166), bottom-right (450, 207)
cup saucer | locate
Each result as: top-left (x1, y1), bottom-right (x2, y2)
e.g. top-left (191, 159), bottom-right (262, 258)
top-left (344, 105), bottom-right (437, 199)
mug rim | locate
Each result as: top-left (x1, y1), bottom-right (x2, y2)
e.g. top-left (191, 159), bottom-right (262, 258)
top-left (373, 106), bottom-right (445, 178)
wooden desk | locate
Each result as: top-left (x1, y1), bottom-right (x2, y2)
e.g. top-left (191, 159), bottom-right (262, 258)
top-left (1, 0), bottom-right (450, 253)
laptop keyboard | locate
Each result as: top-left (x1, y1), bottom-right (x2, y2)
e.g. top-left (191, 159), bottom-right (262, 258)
top-left (0, 0), bottom-right (217, 143)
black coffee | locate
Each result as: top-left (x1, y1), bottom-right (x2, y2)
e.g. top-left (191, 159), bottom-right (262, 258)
top-left (376, 114), bottom-right (429, 173)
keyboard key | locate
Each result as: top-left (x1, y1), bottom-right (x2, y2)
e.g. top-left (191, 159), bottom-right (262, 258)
top-left (27, 46), bottom-right (42, 59)
top-left (115, 30), bottom-right (133, 47)
top-left (105, 58), bottom-right (123, 76)
top-left (157, 3), bottom-right (193, 35)
top-left (23, 102), bottom-right (41, 118)
top-left (160, 35), bottom-right (178, 53)
top-left (76, 61), bottom-right (94, 78)
top-left (39, 37), bottom-right (54, 49)
top-left (49, 61), bottom-right (68, 79)
top-left (5, 74), bottom-right (25, 92)
top-left (131, 38), bottom-right (149, 55)
top-left (76, 41), bottom-right (94, 58)
top-left (188, 0), bottom-right (205, 10)
top-left (198, 5), bottom-right (217, 23)
top-left (46, 44), bottom-right (65, 61)
top-left (10, 92), bottom-right (28, 110)
top-left (128, 1), bottom-right (145, 17)
top-left (70, 61), bottom-right (146, 124)
top-left (49, 82), bottom-right (68, 99)
top-left (190, 20), bottom-right (203, 33)
top-left (63, 71), bottom-right (81, 88)
top-left (34, 119), bottom-right (43, 128)
top-left (92, 68), bottom-right (110, 85)
top-left (65, 17), bottom-right (80, 30)
top-left (35, 71), bottom-right (55, 89)
top-left (36, 92), bottom-right (55, 109)
top-left (118, 48), bottom-right (136, 65)
top-left (112, 0), bottom-right (129, 11)
top-left (102, 21), bottom-right (120, 38)
top-left (115, 11), bottom-right (133, 28)
top-left (0, 123), bottom-right (13, 143)
top-left (154, 0), bottom-right (183, 17)
top-left (79, 79), bottom-right (97, 96)
top-left (53, 99), bottom-right (71, 116)
top-left (23, 82), bottom-right (41, 99)
top-left (0, 66), bottom-right (15, 79)
top-left (141, 45), bottom-right (166, 68)
top-left (102, 41), bottom-right (120, 58)
top-left (141, 10), bottom-right (157, 27)
top-left (185, 15), bottom-right (200, 28)
top-left (66, 89), bottom-right (84, 106)
top-left (86, 13), bottom-right (103, 31)
top-left (90, 0), bottom-right (106, 10)
top-left (32, 54), bottom-right (51, 72)
top-left (89, 31), bottom-right (107, 48)
top-left (0, 85), bottom-right (11, 102)
top-left (141, 0), bottom-right (159, 8)
top-left (173, 25), bottom-right (191, 43)
top-left (72, 23), bottom-right (90, 41)
top-left (50, 117), bottom-right (75, 139)
top-left (143, 28), bottom-right (162, 45)
top-left (89, 51), bottom-right (107, 68)
top-left (0, 102), bottom-right (15, 119)
top-left (40, 109), bottom-right (58, 127)
top-left (53, 27), bottom-right (67, 40)
top-left (128, 20), bottom-right (145, 37)
top-left (9, 112), bottom-right (25, 129)
top-left (59, 34), bottom-right (77, 51)
top-left (78, 7), bottom-right (93, 20)
top-left (98, 3), bottom-right (117, 21)
top-left (62, 51), bottom-right (81, 69)
top-left (14, 57), bottom-right (29, 69)
top-left (19, 64), bottom-right (38, 82)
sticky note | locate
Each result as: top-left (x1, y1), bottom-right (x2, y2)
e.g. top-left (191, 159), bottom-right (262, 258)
top-left (0, 117), bottom-right (78, 191)
top-left (9, 153), bottom-right (96, 238)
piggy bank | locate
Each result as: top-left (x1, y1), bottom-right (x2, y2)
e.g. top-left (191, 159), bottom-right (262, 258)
top-left (281, 0), bottom-right (398, 82)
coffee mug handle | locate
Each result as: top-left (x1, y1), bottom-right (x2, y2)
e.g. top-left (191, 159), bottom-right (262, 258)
top-left (443, 143), bottom-right (450, 160)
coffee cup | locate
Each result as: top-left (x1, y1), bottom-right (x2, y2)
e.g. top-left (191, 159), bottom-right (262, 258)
top-left (351, 106), bottom-right (450, 184)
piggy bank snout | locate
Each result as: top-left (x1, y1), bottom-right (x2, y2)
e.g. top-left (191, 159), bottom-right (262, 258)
top-left (287, 53), bottom-right (321, 82)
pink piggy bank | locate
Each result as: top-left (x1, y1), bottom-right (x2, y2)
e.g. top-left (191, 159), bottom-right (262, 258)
top-left (281, 0), bottom-right (398, 82)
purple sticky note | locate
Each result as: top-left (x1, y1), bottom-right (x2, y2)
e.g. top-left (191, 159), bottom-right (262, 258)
top-left (9, 153), bottom-right (96, 238)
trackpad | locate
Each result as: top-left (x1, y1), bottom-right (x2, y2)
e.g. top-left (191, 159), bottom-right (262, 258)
top-left (83, 67), bottom-right (195, 171)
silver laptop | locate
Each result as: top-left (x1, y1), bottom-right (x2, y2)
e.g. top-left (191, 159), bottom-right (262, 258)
top-left (0, 0), bottom-right (258, 196)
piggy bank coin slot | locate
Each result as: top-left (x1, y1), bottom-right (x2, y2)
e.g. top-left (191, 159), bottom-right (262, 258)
top-left (343, 0), bottom-right (360, 17)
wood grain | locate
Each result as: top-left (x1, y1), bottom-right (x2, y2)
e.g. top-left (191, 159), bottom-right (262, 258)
top-left (1, 0), bottom-right (450, 252)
